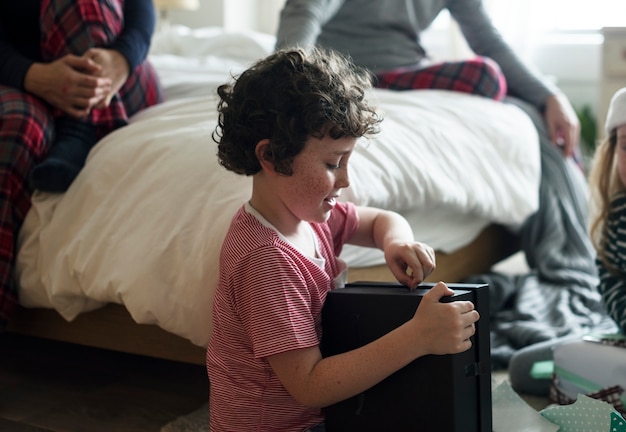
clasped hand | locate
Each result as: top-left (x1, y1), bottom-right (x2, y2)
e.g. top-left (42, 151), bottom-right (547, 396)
top-left (24, 48), bottom-right (130, 118)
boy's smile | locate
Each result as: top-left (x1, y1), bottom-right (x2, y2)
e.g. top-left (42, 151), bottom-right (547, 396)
top-left (252, 134), bottom-right (356, 239)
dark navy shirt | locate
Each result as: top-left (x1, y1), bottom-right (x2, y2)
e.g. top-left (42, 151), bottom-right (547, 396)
top-left (0, 0), bottom-right (155, 89)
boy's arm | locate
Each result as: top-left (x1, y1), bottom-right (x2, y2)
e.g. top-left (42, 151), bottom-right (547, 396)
top-left (350, 206), bottom-right (435, 288)
top-left (267, 282), bottom-right (478, 408)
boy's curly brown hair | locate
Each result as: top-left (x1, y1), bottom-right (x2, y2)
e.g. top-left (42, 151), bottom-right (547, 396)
top-left (212, 48), bottom-right (382, 176)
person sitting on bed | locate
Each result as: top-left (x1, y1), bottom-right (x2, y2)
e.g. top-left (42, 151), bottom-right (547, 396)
top-left (276, 0), bottom-right (608, 392)
top-left (206, 47), bottom-right (480, 432)
top-left (275, 0), bottom-right (580, 165)
top-left (0, 0), bottom-right (162, 330)
top-left (276, 1), bottom-right (508, 101)
top-left (589, 87), bottom-right (626, 334)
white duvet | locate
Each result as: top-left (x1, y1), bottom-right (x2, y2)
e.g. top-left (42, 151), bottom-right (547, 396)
top-left (15, 27), bottom-right (540, 347)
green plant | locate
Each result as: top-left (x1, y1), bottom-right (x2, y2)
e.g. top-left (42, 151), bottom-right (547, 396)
top-left (576, 104), bottom-right (597, 157)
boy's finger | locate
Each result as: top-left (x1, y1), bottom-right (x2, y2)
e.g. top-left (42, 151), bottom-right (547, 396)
top-left (424, 281), bottom-right (453, 300)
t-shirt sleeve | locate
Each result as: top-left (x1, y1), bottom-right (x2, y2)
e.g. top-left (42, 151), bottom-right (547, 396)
top-left (232, 246), bottom-right (320, 359)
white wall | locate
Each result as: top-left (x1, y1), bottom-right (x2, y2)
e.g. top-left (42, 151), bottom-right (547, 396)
top-left (420, 21), bottom-right (603, 116)
top-left (528, 34), bottom-right (604, 118)
top-left (165, 0), bottom-right (284, 34)
top-left (164, 0), bottom-right (222, 29)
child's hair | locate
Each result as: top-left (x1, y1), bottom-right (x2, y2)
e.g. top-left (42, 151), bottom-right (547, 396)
top-left (589, 128), bottom-right (622, 268)
top-left (212, 48), bottom-right (382, 176)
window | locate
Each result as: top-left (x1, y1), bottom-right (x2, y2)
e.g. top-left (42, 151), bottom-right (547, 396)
top-left (431, 1), bottom-right (625, 33)
top-left (534, 0), bottom-right (626, 32)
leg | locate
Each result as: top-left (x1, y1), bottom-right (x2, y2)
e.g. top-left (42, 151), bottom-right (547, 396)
top-left (31, 0), bottom-right (162, 192)
top-left (508, 334), bottom-right (581, 396)
top-left (375, 56), bottom-right (507, 101)
top-left (31, 58), bottom-right (164, 192)
top-left (0, 86), bottom-right (53, 329)
top-left (116, 59), bottom-right (163, 119)
top-left (30, 0), bottom-right (124, 192)
top-left (29, 118), bottom-right (97, 192)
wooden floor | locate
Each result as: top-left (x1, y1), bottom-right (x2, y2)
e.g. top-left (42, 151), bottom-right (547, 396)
top-left (0, 332), bottom-right (209, 432)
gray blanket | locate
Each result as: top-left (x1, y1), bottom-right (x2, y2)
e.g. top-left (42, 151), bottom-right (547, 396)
top-left (465, 98), bottom-right (618, 369)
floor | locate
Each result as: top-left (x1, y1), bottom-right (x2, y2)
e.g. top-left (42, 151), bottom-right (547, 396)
top-left (0, 332), bottom-right (209, 432)
top-left (0, 305), bottom-right (549, 432)
top-left (492, 370), bottom-right (549, 412)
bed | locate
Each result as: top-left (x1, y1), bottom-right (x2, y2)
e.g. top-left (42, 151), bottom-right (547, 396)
top-left (7, 26), bottom-right (539, 366)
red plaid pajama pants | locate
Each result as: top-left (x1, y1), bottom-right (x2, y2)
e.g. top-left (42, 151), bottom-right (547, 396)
top-left (0, 0), bottom-right (163, 329)
top-left (374, 56), bottom-right (507, 101)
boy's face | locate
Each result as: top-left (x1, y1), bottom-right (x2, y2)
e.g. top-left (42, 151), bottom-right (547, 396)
top-left (278, 135), bottom-right (355, 224)
top-left (617, 124), bottom-right (626, 189)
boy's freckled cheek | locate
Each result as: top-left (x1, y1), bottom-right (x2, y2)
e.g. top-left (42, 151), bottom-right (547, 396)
top-left (298, 180), bottom-right (324, 197)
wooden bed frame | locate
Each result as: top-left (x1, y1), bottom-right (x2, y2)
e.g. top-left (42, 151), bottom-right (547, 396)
top-left (7, 224), bottom-right (518, 366)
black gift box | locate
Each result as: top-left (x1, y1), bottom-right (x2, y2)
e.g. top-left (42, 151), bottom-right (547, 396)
top-left (321, 282), bottom-right (492, 432)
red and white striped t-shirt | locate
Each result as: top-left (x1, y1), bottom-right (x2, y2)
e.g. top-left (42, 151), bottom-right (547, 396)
top-left (207, 201), bottom-right (358, 432)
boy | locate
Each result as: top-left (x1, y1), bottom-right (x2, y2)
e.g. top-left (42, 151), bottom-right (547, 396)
top-left (207, 48), bottom-right (479, 432)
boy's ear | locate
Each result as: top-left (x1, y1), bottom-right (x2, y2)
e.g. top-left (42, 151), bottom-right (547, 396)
top-left (255, 139), bottom-right (276, 173)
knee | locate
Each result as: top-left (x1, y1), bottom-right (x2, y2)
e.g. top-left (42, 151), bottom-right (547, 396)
top-left (471, 56), bottom-right (508, 101)
top-left (0, 87), bottom-right (53, 157)
top-left (39, 0), bottom-right (124, 58)
top-left (508, 349), bottom-right (552, 397)
top-left (508, 336), bottom-right (580, 397)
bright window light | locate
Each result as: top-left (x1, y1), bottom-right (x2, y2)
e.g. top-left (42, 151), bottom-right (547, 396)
top-left (536, 0), bottom-right (626, 31)
top-left (432, 2), bottom-right (625, 33)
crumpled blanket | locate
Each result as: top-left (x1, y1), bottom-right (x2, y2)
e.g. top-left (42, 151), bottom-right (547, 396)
top-left (465, 98), bottom-right (618, 369)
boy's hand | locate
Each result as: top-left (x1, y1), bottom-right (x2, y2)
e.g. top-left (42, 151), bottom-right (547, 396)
top-left (410, 282), bottom-right (479, 356)
top-left (384, 240), bottom-right (436, 289)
